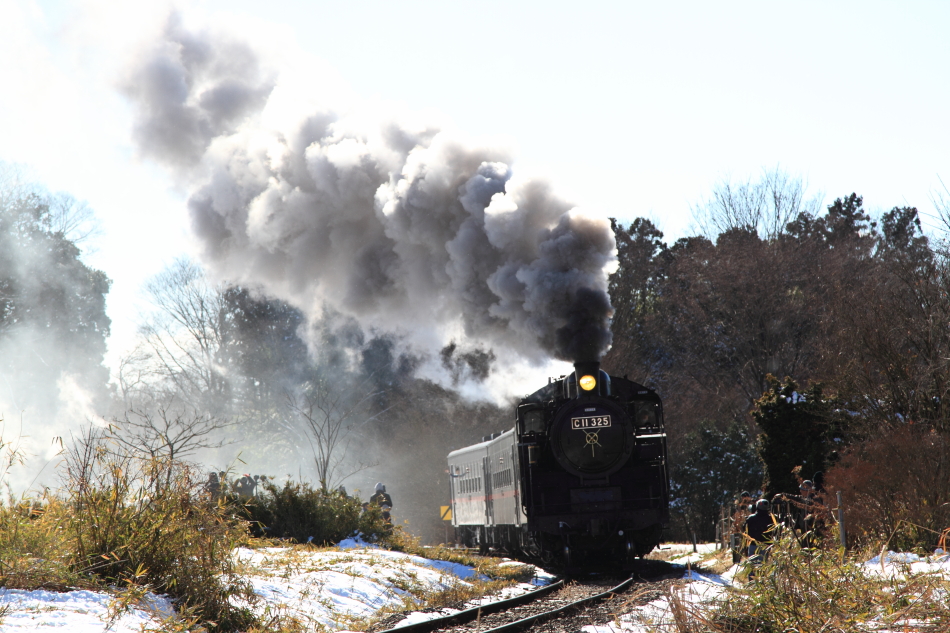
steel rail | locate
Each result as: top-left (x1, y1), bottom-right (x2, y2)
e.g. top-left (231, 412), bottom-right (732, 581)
top-left (376, 578), bottom-right (566, 633)
top-left (479, 575), bottom-right (635, 633)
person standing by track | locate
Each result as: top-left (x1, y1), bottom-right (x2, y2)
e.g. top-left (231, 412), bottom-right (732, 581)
top-left (370, 482), bottom-right (393, 524)
top-left (774, 479), bottom-right (827, 547)
top-left (745, 498), bottom-right (779, 575)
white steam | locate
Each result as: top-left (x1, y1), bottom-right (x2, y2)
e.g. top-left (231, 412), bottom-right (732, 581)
top-left (121, 14), bottom-right (617, 376)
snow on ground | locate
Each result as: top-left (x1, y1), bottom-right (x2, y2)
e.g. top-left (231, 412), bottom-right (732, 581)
top-left (582, 571), bottom-right (731, 633)
top-left (863, 549), bottom-right (950, 580)
top-left (581, 546), bottom-right (736, 633)
top-left (584, 545), bottom-right (950, 633)
top-left (387, 564), bottom-right (556, 631)
top-left (652, 542), bottom-right (720, 566)
top-left (234, 542), bottom-right (554, 631)
top-left (0, 588), bottom-right (173, 632)
top-left (0, 544), bottom-right (549, 633)
top-left (232, 545), bottom-right (492, 630)
top-left (12, 541), bottom-right (950, 633)
top-left (581, 543), bottom-right (745, 633)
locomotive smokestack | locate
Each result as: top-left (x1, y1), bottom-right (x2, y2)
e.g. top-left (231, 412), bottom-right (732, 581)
top-left (573, 359), bottom-right (606, 396)
top-left (574, 360), bottom-right (601, 379)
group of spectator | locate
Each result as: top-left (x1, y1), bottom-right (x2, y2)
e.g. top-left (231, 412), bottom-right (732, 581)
top-left (202, 474), bottom-right (395, 526)
top-left (204, 472), bottom-right (266, 500)
top-left (732, 478), bottom-right (830, 572)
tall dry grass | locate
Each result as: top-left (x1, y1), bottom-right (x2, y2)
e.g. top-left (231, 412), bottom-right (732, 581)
top-left (0, 427), bottom-right (258, 631)
top-left (664, 535), bottom-right (950, 633)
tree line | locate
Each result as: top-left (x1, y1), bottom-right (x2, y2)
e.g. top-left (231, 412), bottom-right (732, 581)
top-left (604, 169), bottom-right (950, 545)
top-left (4, 161), bottom-right (950, 547)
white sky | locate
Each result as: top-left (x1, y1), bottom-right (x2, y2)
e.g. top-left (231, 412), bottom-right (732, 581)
top-left (2, 0), bottom-right (949, 377)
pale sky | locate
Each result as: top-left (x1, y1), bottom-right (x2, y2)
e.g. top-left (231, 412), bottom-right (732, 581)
top-left (2, 0), bottom-right (949, 378)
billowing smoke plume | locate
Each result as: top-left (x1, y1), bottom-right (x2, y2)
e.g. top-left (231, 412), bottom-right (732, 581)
top-left (121, 15), bottom-right (617, 370)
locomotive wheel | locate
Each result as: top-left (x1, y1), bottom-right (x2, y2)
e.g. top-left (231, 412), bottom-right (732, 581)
top-left (625, 540), bottom-right (637, 566)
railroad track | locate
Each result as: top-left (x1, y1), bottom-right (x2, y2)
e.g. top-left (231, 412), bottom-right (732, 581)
top-left (374, 565), bottom-right (678, 633)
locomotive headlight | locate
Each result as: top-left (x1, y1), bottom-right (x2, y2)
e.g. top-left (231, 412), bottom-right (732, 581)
top-left (579, 374), bottom-right (597, 391)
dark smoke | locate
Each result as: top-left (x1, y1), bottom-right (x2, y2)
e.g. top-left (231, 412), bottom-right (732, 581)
top-left (440, 342), bottom-right (495, 385)
top-left (121, 14), bottom-right (617, 378)
top-left (556, 287), bottom-right (615, 363)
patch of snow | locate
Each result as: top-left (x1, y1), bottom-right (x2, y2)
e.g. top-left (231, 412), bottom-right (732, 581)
top-left (338, 534), bottom-right (381, 549)
top-left (0, 587), bottom-right (172, 632)
top-left (661, 542), bottom-right (721, 565)
top-left (863, 549), bottom-right (950, 580)
top-left (385, 563), bottom-right (554, 630)
top-left (233, 546), bottom-right (486, 629)
top-left (386, 580), bottom-right (552, 630)
top-left (579, 559), bottom-right (735, 633)
top-left (682, 569), bottom-right (732, 586)
top-left (388, 607), bottom-right (462, 629)
top-left (581, 547), bottom-right (950, 633)
top-left (866, 551), bottom-right (922, 565)
top-left (580, 572), bottom-right (730, 633)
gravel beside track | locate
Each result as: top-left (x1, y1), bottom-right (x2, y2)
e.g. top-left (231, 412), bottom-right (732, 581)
top-left (526, 575), bottom-right (683, 633)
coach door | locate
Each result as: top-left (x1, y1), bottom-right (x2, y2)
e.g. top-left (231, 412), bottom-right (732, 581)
top-left (511, 443), bottom-right (522, 526)
top-left (483, 455), bottom-right (494, 526)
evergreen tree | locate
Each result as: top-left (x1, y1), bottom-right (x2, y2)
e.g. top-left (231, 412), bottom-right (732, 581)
top-left (0, 186), bottom-right (111, 413)
top-left (670, 419), bottom-right (762, 541)
top-left (753, 375), bottom-right (843, 495)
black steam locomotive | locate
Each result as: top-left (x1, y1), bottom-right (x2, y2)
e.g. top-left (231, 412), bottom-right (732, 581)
top-left (447, 361), bottom-right (670, 570)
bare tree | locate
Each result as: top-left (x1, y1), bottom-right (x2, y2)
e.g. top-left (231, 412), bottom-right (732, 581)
top-left (287, 376), bottom-right (386, 491)
top-left (129, 258), bottom-right (233, 412)
top-left (0, 162), bottom-right (33, 206)
top-left (110, 405), bottom-right (235, 462)
top-left (934, 176), bottom-right (950, 236)
top-left (692, 167), bottom-right (823, 240)
top-left (46, 192), bottom-right (102, 246)
top-left (117, 345), bottom-right (161, 405)
top-left (122, 258), bottom-right (326, 477)
top-left (0, 162), bottom-right (102, 246)
top-left (108, 403), bottom-right (236, 489)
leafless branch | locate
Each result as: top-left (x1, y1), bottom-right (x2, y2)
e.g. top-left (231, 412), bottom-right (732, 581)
top-left (287, 375), bottom-right (387, 491)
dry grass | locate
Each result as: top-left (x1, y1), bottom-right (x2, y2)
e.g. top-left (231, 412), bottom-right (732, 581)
top-left (663, 536), bottom-right (950, 633)
top-left (0, 428), bottom-right (258, 631)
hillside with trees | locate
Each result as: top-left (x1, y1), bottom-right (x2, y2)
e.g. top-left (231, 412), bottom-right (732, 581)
top-left (605, 169), bottom-right (950, 545)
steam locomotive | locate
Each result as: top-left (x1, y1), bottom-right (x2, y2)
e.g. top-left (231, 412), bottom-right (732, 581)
top-left (447, 361), bottom-right (670, 571)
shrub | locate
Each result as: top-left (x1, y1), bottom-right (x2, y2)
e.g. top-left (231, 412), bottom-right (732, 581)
top-left (240, 480), bottom-right (391, 545)
top-left (707, 540), bottom-right (950, 633)
top-left (58, 428), bottom-right (258, 631)
top-left (824, 425), bottom-right (950, 550)
top-left (0, 495), bottom-right (81, 590)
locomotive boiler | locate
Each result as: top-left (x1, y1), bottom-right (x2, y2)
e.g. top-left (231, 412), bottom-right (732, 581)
top-left (447, 361), bottom-right (670, 570)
